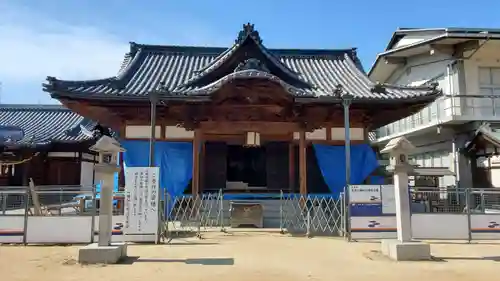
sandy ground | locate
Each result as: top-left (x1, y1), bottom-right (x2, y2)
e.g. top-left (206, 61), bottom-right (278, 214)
top-left (1, 231), bottom-right (499, 281)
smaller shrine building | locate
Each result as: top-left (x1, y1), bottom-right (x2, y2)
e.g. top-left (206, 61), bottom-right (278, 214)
top-left (0, 104), bottom-right (102, 187)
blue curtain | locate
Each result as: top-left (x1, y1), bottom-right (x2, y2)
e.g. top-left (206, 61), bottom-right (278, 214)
top-left (121, 140), bottom-right (193, 198)
top-left (313, 144), bottom-right (379, 196)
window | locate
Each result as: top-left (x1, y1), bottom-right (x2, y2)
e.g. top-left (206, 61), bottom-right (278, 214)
top-left (478, 67), bottom-right (500, 114)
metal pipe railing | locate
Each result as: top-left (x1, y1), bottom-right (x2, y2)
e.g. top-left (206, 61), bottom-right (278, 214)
top-left (374, 95), bottom-right (500, 139)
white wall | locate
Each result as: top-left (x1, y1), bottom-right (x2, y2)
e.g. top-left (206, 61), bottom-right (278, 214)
top-left (387, 53), bottom-right (453, 91)
top-left (405, 133), bottom-right (455, 187)
top-left (392, 32), bottom-right (444, 49)
top-left (80, 161), bottom-right (95, 188)
top-left (126, 125), bottom-right (366, 141)
top-left (477, 156), bottom-right (500, 188)
top-left (378, 53), bottom-right (459, 138)
top-left (464, 40), bottom-right (500, 95)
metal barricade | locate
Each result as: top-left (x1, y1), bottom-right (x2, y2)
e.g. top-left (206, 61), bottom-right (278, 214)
top-left (161, 190), bottom-right (224, 240)
top-left (280, 193), bottom-right (344, 237)
top-left (26, 185), bottom-right (96, 216)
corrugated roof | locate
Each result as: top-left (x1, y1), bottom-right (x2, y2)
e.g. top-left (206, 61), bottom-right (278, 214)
top-left (0, 104), bottom-right (95, 147)
top-left (44, 23), bottom-right (440, 102)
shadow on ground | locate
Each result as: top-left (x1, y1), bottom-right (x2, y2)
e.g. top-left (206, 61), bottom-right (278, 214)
top-left (435, 256), bottom-right (500, 262)
top-left (119, 256), bottom-right (235, 265)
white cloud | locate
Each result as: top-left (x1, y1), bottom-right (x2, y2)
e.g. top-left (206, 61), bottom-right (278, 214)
top-left (0, 3), bottom-right (128, 103)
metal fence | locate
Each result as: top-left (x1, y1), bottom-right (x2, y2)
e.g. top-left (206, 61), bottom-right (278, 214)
top-left (0, 187), bottom-right (27, 216)
top-left (160, 190), bottom-right (346, 241)
top-left (375, 95), bottom-right (500, 139)
top-left (409, 188), bottom-right (500, 214)
top-left (0, 185), bottom-right (107, 217)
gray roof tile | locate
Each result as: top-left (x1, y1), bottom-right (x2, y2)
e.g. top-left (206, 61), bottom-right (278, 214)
top-left (0, 104), bottom-right (95, 147)
top-left (44, 24), bottom-right (440, 102)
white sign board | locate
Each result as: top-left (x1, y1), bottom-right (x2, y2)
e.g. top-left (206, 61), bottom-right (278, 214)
top-left (124, 167), bottom-right (159, 242)
top-left (381, 185), bottom-right (396, 214)
top-left (348, 185), bottom-right (381, 203)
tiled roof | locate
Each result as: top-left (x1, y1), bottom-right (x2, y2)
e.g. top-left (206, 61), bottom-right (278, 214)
top-left (0, 104), bottom-right (95, 147)
top-left (44, 23), bottom-right (440, 103)
top-left (464, 123), bottom-right (500, 152)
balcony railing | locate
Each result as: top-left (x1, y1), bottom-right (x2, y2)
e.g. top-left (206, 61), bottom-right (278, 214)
top-left (374, 95), bottom-right (500, 140)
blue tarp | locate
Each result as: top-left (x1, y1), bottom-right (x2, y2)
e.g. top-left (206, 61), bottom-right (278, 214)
top-left (313, 144), bottom-right (379, 196)
top-left (121, 140), bottom-right (193, 198)
top-left (370, 176), bottom-right (385, 185)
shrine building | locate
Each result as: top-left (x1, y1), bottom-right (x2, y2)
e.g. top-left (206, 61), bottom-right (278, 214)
top-left (0, 104), bottom-right (100, 187)
top-left (43, 23), bottom-right (441, 197)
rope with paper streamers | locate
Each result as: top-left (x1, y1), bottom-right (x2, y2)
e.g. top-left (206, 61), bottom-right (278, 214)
top-left (0, 152), bottom-right (40, 165)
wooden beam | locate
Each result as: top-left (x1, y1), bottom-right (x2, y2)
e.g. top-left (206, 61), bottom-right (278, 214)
top-left (429, 44), bottom-right (454, 55)
top-left (384, 57), bottom-right (406, 65)
top-left (192, 129), bottom-right (201, 195)
top-left (454, 40), bottom-right (480, 57)
top-left (299, 130), bottom-right (307, 196)
top-left (200, 121), bottom-right (304, 134)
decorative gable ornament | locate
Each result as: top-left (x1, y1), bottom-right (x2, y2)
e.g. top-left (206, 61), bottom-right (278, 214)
top-left (236, 23), bottom-right (262, 44)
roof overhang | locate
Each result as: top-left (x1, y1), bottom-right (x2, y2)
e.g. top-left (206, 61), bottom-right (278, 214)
top-left (369, 32), bottom-right (500, 83)
top-left (378, 162), bottom-right (454, 177)
top-left (411, 167), bottom-right (455, 176)
top-left (464, 123), bottom-right (500, 155)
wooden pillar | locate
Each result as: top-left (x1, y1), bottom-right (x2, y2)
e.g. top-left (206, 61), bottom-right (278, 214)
top-left (192, 129), bottom-right (201, 195)
top-left (299, 131), bottom-right (307, 196)
top-left (22, 152), bottom-right (31, 186)
top-left (200, 139), bottom-right (206, 193)
top-left (288, 142), bottom-right (295, 192)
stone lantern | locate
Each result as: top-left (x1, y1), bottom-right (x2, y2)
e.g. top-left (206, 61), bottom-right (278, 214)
top-left (78, 135), bottom-right (127, 264)
top-left (379, 136), bottom-right (431, 261)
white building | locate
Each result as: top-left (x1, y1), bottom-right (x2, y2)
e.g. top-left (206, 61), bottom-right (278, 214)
top-left (370, 28), bottom-right (500, 189)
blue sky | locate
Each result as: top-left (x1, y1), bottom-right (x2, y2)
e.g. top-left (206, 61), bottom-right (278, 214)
top-left (1, 0), bottom-right (499, 104)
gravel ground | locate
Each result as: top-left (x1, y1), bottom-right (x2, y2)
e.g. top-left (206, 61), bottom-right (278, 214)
top-left (1, 231), bottom-right (499, 281)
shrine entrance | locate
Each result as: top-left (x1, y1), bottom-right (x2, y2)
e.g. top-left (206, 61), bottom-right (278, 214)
top-left (226, 144), bottom-right (267, 190)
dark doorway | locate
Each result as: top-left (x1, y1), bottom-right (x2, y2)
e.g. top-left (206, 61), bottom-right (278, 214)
top-left (226, 145), bottom-right (267, 187)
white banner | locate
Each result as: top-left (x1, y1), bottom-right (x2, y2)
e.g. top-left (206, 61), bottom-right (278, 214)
top-left (380, 185), bottom-right (396, 214)
top-left (124, 167), bottom-right (159, 242)
top-left (348, 185), bottom-right (381, 204)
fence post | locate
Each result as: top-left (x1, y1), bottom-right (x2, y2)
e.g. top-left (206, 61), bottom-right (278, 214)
top-left (219, 189), bottom-right (225, 233)
top-left (340, 192), bottom-right (345, 237)
top-left (196, 194), bottom-right (202, 239)
top-left (279, 190), bottom-right (284, 234)
top-left (480, 192), bottom-right (486, 213)
top-left (465, 188), bottom-right (472, 243)
top-left (165, 191), bottom-right (169, 242)
top-left (344, 185), bottom-right (352, 242)
top-left (1, 192), bottom-right (6, 215)
top-left (22, 187), bottom-right (29, 245)
top-left (306, 205), bottom-right (311, 238)
top-left (90, 184), bottom-right (97, 243)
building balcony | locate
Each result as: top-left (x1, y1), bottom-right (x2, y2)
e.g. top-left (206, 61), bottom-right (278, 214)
top-left (374, 95), bottom-right (500, 142)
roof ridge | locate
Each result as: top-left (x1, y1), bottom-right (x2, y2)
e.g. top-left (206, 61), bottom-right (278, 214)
top-left (132, 42), bottom-right (356, 56)
top-left (0, 104), bottom-right (70, 110)
top-left (381, 82), bottom-right (437, 90)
